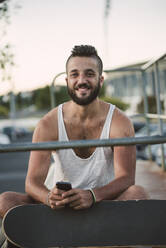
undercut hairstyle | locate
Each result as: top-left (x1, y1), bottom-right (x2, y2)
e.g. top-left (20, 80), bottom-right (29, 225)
top-left (66, 45), bottom-right (103, 75)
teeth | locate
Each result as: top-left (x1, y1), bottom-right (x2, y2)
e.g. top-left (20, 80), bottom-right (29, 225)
top-left (77, 84), bottom-right (90, 89)
top-left (80, 86), bottom-right (87, 89)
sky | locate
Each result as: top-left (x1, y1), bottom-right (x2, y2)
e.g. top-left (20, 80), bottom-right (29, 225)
top-left (1, 0), bottom-right (166, 95)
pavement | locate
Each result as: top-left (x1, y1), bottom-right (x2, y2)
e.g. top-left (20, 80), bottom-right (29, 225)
top-left (136, 160), bottom-right (166, 200)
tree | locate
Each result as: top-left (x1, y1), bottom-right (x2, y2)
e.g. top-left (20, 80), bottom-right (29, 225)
top-left (0, 0), bottom-right (20, 82)
top-left (100, 96), bottom-right (130, 111)
top-left (34, 86), bottom-right (51, 110)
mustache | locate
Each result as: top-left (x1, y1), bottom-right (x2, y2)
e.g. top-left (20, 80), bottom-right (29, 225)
top-left (75, 83), bottom-right (91, 90)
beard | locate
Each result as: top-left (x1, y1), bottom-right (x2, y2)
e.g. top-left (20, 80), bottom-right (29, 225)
top-left (67, 81), bottom-right (101, 106)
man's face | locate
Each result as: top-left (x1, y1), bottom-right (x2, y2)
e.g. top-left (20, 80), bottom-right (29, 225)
top-left (66, 56), bottom-right (104, 106)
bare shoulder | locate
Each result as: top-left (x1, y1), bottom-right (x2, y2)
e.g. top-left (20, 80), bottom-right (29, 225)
top-left (32, 107), bottom-right (58, 142)
top-left (110, 107), bottom-right (135, 139)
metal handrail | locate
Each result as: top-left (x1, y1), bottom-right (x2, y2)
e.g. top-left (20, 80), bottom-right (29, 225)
top-left (141, 53), bottom-right (166, 71)
top-left (104, 53), bottom-right (166, 73)
top-left (0, 135), bottom-right (166, 153)
top-left (104, 67), bottom-right (142, 73)
top-left (103, 52), bottom-right (166, 170)
top-left (130, 113), bottom-right (166, 120)
top-left (128, 113), bottom-right (166, 120)
top-left (144, 113), bottom-right (166, 120)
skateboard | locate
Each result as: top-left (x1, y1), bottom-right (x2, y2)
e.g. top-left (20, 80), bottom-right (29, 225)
top-left (2, 200), bottom-right (166, 248)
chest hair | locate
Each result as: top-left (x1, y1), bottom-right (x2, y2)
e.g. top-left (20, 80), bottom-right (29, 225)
top-left (64, 119), bottom-right (105, 159)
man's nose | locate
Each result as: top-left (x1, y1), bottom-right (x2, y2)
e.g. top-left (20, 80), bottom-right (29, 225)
top-left (78, 74), bottom-right (87, 83)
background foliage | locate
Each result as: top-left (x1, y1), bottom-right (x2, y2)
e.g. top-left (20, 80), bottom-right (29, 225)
top-left (0, 83), bottom-right (131, 118)
top-left (0, 0), bottom-right (16, 82)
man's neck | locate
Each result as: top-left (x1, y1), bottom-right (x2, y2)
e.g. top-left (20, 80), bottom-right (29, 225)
top-left (67, 98), bottom-right (101, 121)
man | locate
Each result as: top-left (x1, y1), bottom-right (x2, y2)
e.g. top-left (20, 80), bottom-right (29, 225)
top-left (0, 44), bottom-right (148, 220)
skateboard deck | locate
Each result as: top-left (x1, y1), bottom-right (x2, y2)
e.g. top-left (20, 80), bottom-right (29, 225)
top-left (2, 200), bottom-right (166, 248)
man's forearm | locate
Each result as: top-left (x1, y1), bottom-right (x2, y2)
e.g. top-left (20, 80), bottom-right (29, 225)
top-left (25, 180), bottom-right (49, 205)
top-left (93, 176), bottom-right (135, 202)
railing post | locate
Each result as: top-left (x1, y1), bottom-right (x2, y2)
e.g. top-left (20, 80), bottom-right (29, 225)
top-left (141, 71), bottom-right (152, 160)
top-left (153, 62), bottom-right (165, 170)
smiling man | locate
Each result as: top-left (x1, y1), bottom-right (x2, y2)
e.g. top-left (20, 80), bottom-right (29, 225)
top-left (0, 45), bottom-right (148, 220)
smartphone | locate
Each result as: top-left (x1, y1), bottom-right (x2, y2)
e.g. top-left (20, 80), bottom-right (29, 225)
top-left (56, 181), bottom-right (72, 191)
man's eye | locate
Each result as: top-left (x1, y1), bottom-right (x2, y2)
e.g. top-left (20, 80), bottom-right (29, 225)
top-left (71, 73), bottom-right (78, 77)
top-left (87, 73), bottom-right (94, 77)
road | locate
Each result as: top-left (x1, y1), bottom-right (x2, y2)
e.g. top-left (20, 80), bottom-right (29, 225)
top-left (0, 134), bottom-right (33, 194)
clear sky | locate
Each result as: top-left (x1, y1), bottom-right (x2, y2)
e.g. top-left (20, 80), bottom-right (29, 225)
top-left (1, 0), bottom-right (166, 94)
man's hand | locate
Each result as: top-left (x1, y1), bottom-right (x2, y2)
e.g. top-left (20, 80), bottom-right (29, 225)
top-left (56, 188), bottom-right (94, 210)
top-left (48, 187), bottom-right (66, 209)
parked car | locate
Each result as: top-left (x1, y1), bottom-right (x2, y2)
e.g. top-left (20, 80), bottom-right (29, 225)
top-left (144, 135), bottom-right (166, 165)
top-left (132, 121), bottom-right (145, 133)
top-left (2, 126), bottom-right (19, 141)
top-left (135, 123), bottom-right (166, 160)
top-left (135, 123), bottom-right (160, 138)
top-left (17, 127), bottom-right (30, 137)
top-left (0, 132), bottom-right (11, 144)
top-left (135, 123), bottom-right (166, 147)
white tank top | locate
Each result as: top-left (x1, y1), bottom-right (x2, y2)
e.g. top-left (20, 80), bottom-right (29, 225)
top-left (44, 103), bottom-right (115, 190)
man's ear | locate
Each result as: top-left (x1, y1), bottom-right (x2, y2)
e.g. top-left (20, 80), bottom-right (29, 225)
top-left (65, 77), bottom-right (68, 84)
top-left (100, 76), bottom-right (104, 87)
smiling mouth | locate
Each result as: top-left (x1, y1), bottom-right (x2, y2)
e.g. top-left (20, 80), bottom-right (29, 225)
top-left (75, 83), bottom-right (91, 90)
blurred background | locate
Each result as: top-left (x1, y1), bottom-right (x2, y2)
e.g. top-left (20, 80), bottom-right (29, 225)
top-left (0, 0), bottom-right (166, 193)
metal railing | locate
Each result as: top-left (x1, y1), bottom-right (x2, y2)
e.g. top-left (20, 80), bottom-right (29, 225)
top-left (104, 53), bottom-right (166, 170)
top-left (141, 53), bottom-right (166, 170)
top-left (0, 135), bottom-right (166, 153)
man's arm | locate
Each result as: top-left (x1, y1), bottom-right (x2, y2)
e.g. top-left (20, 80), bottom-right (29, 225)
top-left (93, 108), bottom-right (136, 202)
top-left (25, 109), bottom-right (59, 205)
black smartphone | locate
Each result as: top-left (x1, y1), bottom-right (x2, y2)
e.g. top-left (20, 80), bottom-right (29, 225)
top-left (56, 181), bottom-right (72, 191)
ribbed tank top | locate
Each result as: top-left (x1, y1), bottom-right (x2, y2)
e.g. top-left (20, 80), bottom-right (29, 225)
top-left (44, 103), bottom-right (115, 190)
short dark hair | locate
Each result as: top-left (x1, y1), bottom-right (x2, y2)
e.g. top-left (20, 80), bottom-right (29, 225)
top-left (66, 45), bottom-right (103, 75)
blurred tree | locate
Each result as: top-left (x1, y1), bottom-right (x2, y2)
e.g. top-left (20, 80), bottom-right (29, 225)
top-left (100, 96), bottom-right (130, 111)
top-left (34, 86), bottom-right (51, 110)
top-left (0, 105), bottom-right (9, 117)
top-left (0, 0), bottom-right (20, 82)
top-left (0, 0), bottom-right (13, 81)
top-left (0, 94), bottom-right (9, 117)
top-left (0, 94), bottom-right (9, 108)
top-left (15, 92), bottom-right (22, 109)
top-left (99, 82), bottom-right (106, 97)
top-left (55, 86), bottom-right (70, 106)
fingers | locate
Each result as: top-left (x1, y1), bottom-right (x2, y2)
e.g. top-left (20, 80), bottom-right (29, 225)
top-left (59, 189), bottom-right (94, 210)
top-left (56, 193), bottom-right (80, 206)
top-left (48, 188), bottom-right (94, 210)
top-left (69, 200), bottom-right (80, 208)
top-left (48, 188), bottom-right (66, 209)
